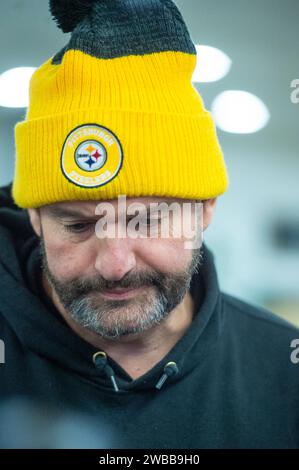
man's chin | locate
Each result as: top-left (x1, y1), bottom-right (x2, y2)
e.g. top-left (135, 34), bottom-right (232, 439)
top-left (77, 316), bottom-right (158, 340)
top-left (68, 295), bottom-right (166, 340)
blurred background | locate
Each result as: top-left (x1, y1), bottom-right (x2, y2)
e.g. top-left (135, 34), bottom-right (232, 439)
top-left (0, 0), bottom-right (298, 325)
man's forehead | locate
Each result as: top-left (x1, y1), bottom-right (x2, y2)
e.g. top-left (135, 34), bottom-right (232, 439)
top-left (42, 197), bottom-right (191, 218)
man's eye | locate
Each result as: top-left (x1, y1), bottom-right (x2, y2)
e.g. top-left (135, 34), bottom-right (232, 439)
top-left (140, 217), bottom-right (161, 226)
top-left (64, 223), bottom-right (91, 233)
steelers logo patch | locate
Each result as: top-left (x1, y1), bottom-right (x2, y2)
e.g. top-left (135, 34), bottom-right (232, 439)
top-left (61, 124), bottom-right (123, 188)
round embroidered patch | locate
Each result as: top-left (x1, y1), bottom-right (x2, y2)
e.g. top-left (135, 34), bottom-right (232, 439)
top-left (61, 124), bottom-right (123, 188)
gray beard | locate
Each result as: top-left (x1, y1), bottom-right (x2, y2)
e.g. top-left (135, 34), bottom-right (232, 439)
top-left (39, 236), bottom-right (203, 340)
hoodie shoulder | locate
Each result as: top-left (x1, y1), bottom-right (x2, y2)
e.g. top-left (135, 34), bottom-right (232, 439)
top-left (222, 292), bottom-right (299, 335)
top-left (0, 183), bottom-right (16, 209)
top-left (0, 183), bottom-right (32, 234)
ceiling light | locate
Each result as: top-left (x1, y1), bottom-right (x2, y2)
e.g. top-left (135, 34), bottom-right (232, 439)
top-left (0, 67), bottom-right (36, 108)
top-left (192, 45), bottom-right (231, 83)
top-left (211, 90), bottom-right (270, 133)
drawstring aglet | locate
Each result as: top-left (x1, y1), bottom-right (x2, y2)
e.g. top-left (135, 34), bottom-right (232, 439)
top-left (93, 351), bottom-right (119, 393)
top-left (155, 361), bottom-right (179, 390)
top-left (105, 365), bottom-right (119, 392)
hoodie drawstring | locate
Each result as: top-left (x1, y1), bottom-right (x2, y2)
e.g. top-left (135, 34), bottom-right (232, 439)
top-left (155, 361), bottom-right (179, 390)
top-left (93, 351), bottom-right (119, 392)
top-left (93, 352), bottom-right (179, 392)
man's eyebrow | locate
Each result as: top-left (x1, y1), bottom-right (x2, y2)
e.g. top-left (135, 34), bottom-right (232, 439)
top-left (44, 205), bottom-right (149, 219)
top-left (45, 206), bottom-right (98, 219)
top-left (44, 200), bottom-right (185, 219)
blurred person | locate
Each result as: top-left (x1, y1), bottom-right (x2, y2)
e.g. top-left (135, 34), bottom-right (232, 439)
top-left (0, 0), bottom-right (299, 449)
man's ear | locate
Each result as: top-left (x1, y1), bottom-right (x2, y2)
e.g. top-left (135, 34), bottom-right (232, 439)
top-left (27, 208), bottom-right (42, 237)
top-left (202, 198), bottom-right (217, 231)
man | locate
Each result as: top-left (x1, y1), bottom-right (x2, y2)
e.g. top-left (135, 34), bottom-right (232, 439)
top-left (0, 0), bottom-right (299, 449)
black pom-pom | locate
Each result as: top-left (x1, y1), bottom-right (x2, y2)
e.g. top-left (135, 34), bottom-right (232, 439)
top-left (49, 0), bottom-right (98, 33)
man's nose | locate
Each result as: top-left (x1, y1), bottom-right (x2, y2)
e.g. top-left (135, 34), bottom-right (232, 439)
top-left (94, 238), bottom-right (137, 281)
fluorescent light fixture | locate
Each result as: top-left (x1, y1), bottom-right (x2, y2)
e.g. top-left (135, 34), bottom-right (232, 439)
top-left (0, 67), bottom-right (36, 108)
top-left (192, 45), bottom-right (231, 83)
top-left (211, 90), bottom-right (270, 134)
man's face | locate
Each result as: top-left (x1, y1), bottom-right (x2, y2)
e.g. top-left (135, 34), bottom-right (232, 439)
top-left (29, 197), bottom-right (214, 340)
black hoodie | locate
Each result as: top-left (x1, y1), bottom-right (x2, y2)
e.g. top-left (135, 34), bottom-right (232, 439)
top-left (0, 182), bottom-right (299, 449)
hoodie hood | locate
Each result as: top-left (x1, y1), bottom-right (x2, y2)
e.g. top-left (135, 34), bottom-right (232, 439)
top-left (0, 183), bottom-right (223, 394)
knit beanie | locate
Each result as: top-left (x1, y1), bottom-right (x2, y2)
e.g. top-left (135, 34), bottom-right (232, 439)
top-left (13, 0), bottom-right (229, 209)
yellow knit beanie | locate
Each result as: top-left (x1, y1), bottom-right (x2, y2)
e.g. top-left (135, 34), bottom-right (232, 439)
top-left (13, 0), bottom-right (229, 209)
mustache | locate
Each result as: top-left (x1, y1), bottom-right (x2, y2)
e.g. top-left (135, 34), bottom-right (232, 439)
top-left (56, 270), bottom-right (166, 297)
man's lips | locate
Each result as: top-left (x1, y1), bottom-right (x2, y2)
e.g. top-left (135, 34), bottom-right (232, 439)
top-left (101, 287), bottom-right (143, 300)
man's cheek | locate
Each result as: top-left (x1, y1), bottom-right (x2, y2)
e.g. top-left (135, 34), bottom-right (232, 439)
top-left (149, 241), bottom-right (189, 271)
top-left (45, 245), bottom-right (78, 278)
top-left (51, 247), bottom-right (95, 280)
